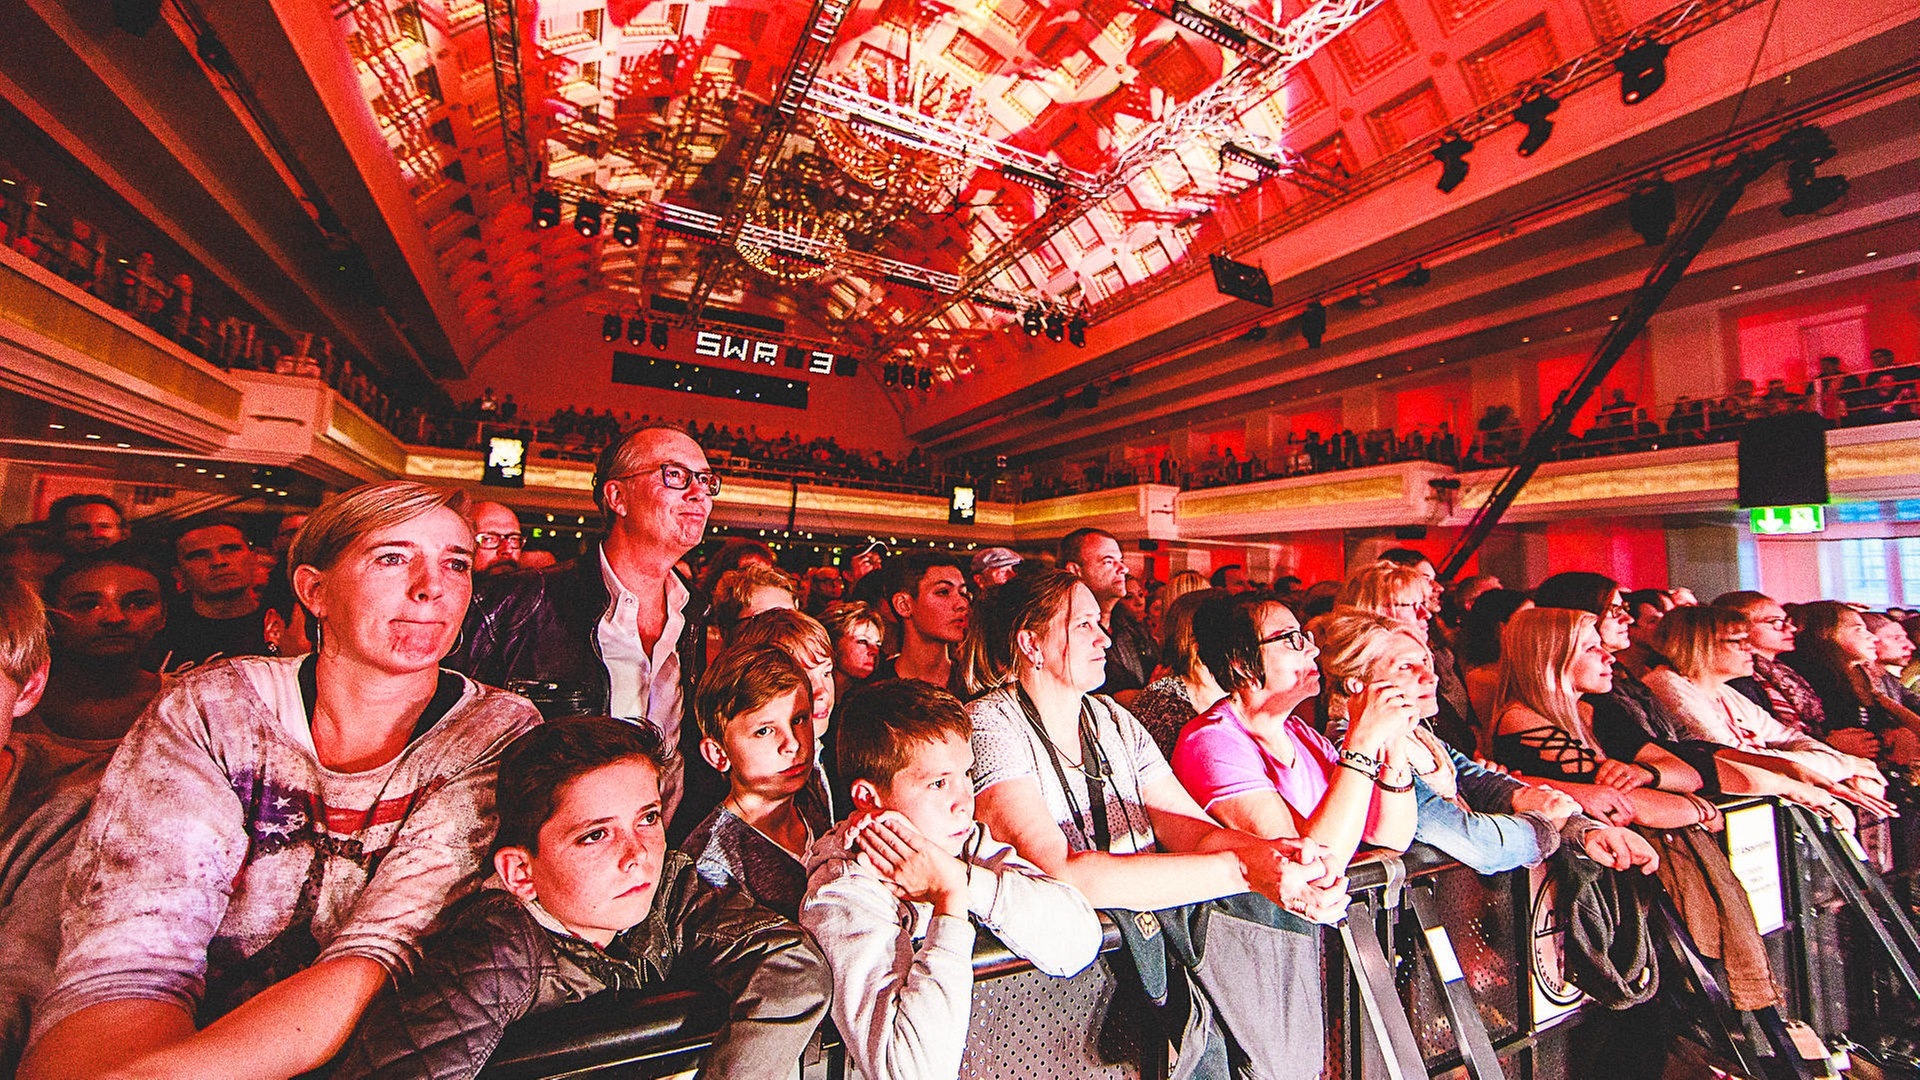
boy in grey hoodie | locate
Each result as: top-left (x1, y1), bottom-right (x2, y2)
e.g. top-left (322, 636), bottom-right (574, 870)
top-left (800, 680), bottom-right (1100, 1080)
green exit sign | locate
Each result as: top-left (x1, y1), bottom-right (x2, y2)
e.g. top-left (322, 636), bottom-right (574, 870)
top-left (1750, 505), bottom-right (1826, 534)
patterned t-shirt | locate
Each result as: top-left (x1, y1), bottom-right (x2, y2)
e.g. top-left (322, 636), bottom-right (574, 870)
top-left (33, 656), bottom-right (540, 1035)
top-left (968, 685), bottom-right (1170, 856)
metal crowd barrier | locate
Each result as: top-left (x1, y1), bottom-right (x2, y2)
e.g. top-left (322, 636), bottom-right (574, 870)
top-left (478, 797), bottom-right (1920, 1079)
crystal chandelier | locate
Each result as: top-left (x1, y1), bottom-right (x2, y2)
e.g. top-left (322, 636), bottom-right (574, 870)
top-left (736, 195), bottom-right (847, 284)
top-left (811, 58), bottom-right (978, 216)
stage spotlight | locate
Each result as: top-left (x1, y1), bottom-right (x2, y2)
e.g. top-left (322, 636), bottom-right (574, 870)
top-left (1433, 136), bottom-right (1473, 193)
top-left (649, 320), bottom-right (669, 349)
top-left (883, 361), bottom-right (901, 387)
top-left (918, 369), bottom-right (934, 390)
top-left (1779, 126), bottom-right (1849, 216)
top-left (574, 199), bottom-right (603, 237)
top-left (602, 313), bottom-right (623, 342)
top-left (1022, 305), bottom-right (1044, 336)
top-left (1300, 300), bottom-right (1327, 349)
top-left (1044, 309), bottom-right (1066, 342)
top-left (532, 189), bottom-right (561, 228)
top-left (1615, 38), bottom-right (1669, 105)
top-left (1626, 180), bottom-right (1676, 246)
top-left (612, 210), bottom-right (641, 247)
top-left (627, 317), bottom-right (647, 347)
top-left (1067, 314), bottom-right (1087, 347)
top-left (901, 362), bottom-right (918, 388)
top-left (1397, 265), bottom-right (1431, 288)
top-left (1513, 92), bottom-right (1559, 157)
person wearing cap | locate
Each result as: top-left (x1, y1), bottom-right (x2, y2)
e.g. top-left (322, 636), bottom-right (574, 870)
top-left (449, 424), bottom-right (718, 842)
top-left (970, 547), bottom-right (1022, 593)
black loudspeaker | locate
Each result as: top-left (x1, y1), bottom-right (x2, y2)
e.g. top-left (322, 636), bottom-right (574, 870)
top-left (1738, 412), bottom-right (1827, 508)
top-left (1210, 254), bottom-right (1273, 306)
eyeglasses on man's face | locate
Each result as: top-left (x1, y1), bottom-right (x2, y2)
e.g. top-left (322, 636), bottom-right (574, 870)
top-left (475, 532), bottom-right (524, 550)
top-left (1604, 603), bottom-right (1632, 621)
top-left (1751, 615), bottom-right (1795, 631)
top-left (613, 462), bottom-right (721, 497)
top-left (1258, 628), bottom-right (1314, 652)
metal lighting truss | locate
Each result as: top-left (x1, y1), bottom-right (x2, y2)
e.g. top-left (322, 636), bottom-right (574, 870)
top-left (682, 0), bottom-right (856, 311)
top-left (482, 0), bottom-right (536, 191)
top-left (1217, 138), bottom-right (1349, 199)
top-left (1108, 0), bottom-right (1780, 317)
top-left (863, 0), bottom-right (1387, 358)
top-left (800, 80), bottom-right (1097, 194)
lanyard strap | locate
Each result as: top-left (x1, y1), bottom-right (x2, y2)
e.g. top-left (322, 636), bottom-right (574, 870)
top-left (1015, 687), bottom-right (1111, 850)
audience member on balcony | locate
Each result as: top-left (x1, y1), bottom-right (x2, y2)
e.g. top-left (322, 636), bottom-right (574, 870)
top-left (0, 582), bottom-right (72, 1074)
top-left (1612, 587), bottom-right (1674, 679)
top-left (1664, 394), bottom-right (1710, 443)
top-left (965, 569), bottom-right (1347, 1073)
top-left (42, 495), bottom-right (125, 559)
top-left (1787, 601), bottom-right (1920, 762)
top-left (873, 552), bottom-right (970, 694)
top-left (682, 646), bottom-right (831, 920)
top-left (1129, 588), bottom-right (1227, 758)
top-left (450, 425), bottom-right (716, 839)
top-left (468, 502), bottom-right (524, 578)
top-left (1456, 588), bottom-right (1533, 727)
top-left (1060, 529), bottom-right (1150, 704)
top-left (330, 717), bottom-right (831, 1080)
top-left (18, 547), bottom-right (164, 750)
top-left (21, 482), bottom-right (541, 1080)
top-left (800, 680), bottom-right (1099, 1080)
top-left (710, 564), bottom-right (798, 647)
top-left (1336, 559), bottom-right (1476, 753)
top-left (1709, 590), bottom-right (1853, 746)
top-left (800, 565), bottom-right (845, 616)
top-left (1320, 608), bottom-right (1656, 876)
top-left (1644, 607), bottom-right (1886, 802)
top-left (149, 514), bottom-right (268, 673)
top-left (1176, 597), bottom-right (1420, 874)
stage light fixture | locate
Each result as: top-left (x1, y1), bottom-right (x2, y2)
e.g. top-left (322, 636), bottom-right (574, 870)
top-left (574, 199), bottom-right (603, 237)
top-left (1513, 92), bottom-right (1559, 157)
top-left (649, 320), bottom-right (669, 349)
top-left (1779, 126), bottom-right (1849, 217)
top-left (1615, 38), bottom-right (1669, 105)
top-left (627, 317), bottom-right (647, 347)
top-left (901, 362), bottom-right (919, 388)
top-left (1067, 314), bottom-right (1087, 347)
top-left (883, 361), bottom-right (901, 387)
top-left (1397, 265), bottom-right (1431, 288)
top-left (532, 190), bottom-right (561, 228)
top-left (1300, 300), bottom-right (1327, 349)
top-left (1044, 309), bottom-right (1066, 342)
top-left (918, 369), bottom-right (934, 391)
top-left (1022, 305), bottom-right (1045, 336)
top-left (602, 313), bottom-right (623, 342)
top-left (1626, 180), bottom-right (1676, 245)
top-left (612, 210), bottom-right (641, 247)
top-left (1433, 136), bottom-right (1473, 193)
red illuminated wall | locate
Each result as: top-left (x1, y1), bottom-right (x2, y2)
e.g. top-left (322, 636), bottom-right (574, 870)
top-left (1289, 404), bottom-right (1343, 439)
top-left (1541, 518), bottom-right (1669, 588)
top-left (1732, 272), bottom-right (1920, 386)
top-left (1534, 339), bottom-right (1648, 429)
top-left (1392, 375), bottom-right (1470, 432)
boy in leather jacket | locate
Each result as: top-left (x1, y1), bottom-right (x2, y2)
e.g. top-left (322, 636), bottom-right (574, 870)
top-left (330, 717), bottom-right (829, 1080)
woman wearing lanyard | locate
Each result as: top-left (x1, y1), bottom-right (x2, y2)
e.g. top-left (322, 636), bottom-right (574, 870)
top-left (965, 569), bottom-right (1347, 1077)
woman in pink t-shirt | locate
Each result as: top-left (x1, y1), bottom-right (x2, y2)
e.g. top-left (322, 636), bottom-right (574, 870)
top-left (1173, 592), bottom-right (1422, 871)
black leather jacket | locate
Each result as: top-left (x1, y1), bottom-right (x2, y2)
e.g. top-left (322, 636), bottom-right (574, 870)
top-left (447, 548), bottom-right (720, 840)
top-left (328, 853), bottom-right (830, 1080)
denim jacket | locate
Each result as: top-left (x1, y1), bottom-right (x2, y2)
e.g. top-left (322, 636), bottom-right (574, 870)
top-left (1411, 746), bottom-right (1595, 874)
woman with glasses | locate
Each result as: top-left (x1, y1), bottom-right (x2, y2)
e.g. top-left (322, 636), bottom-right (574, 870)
top-left (965, 570), bottom-right (1347, 1075)
top-left (1645, 607), bottom-right (1886, 804)
top-left (1337, 560), bottom-right (1478, 752)
top-left (1174, 595), bottom-right (1420, 873)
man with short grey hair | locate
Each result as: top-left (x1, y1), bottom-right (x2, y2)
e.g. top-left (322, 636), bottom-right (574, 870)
top-left (452, 425), bottom-right (718, 839)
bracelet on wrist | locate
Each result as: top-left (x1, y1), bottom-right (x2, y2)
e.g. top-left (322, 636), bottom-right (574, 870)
top-left (1336, 759), bottom-right (1381, 783)
top-left (1374, 769), bottom-right (1415, 794)
top-left (1338, 747), bottom-right (1382, 773)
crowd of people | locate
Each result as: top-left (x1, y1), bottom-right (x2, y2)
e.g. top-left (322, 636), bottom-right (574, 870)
top-left (2, 423), bottom-right (1918, 1079)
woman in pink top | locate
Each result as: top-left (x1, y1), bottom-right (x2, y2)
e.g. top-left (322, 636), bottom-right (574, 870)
top-left (1173, 592), bottom-right (1422, 871)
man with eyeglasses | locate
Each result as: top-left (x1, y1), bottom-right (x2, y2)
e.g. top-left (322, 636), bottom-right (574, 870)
top-left (469, 502), bottom-right (526, 577)
top-left (1712, 590), bottom-right (1876, 755)
top-left (1061, 528), bottom-right (1151, 704)
top-left (451, 425), bottom-right (720, 840)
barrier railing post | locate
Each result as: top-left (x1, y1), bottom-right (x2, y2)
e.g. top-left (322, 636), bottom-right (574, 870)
top-left (1405, 883), bottom-right (1505, 1080)
top-left (1782, 804), bottom-right (1920, 1002)
top-left (1339, 893), bottom-right (1432, 1080)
